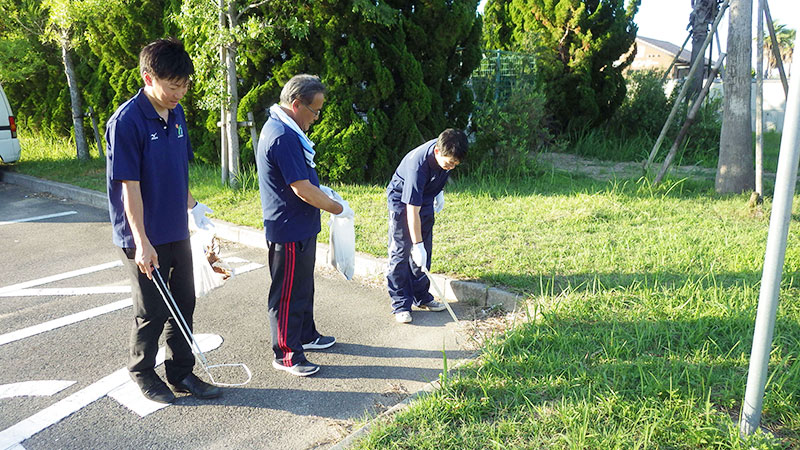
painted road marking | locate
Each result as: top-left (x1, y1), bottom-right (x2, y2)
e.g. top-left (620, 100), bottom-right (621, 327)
top-left (232, 262), bottom-right (264, 275)
top-left (0, 211), bottom-right (78, 226)
top-left (0, 261), bottom-right (123, 296)
top-left (0, 286), bottom-right (131, 298)
top-left (0, 259), bottom-right (262, 347)
top-left (0, 334), bottom-right (222, 449)
top-left (0, 381), bottom-right (76, 399)
top-left (108, 334), bottom-right (223, 417)
top-left (0, 299), bottom-right (132, 347)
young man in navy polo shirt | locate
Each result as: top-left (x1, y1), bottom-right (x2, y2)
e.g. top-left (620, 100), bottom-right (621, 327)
top-left (256, 74), bottom-right (353, 377)
top-left (386, 129), bottom-right (468, 323)
top-left (106, 38), bottom-right (220, 403)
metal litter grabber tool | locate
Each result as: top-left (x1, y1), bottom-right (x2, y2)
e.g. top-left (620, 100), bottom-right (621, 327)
top-left (151, 268), bottom-right (252, 387)
top-left (421, 266), bottom-right (459, 323)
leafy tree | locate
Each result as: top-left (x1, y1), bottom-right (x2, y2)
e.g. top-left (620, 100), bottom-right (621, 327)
top-left (176, 0), bottom-right (307, 186)
top-left (238, 0), bottom-right (482, 183)
top-left (81, 0), bottom-right (174, 128)
top-left (483, 0), bottom-right (641, 132)
top-left (0, 0), bottom-right (72, 136)
top-left (762, 21), bottom-right (795, 78)
top-left (42, 0), bottom-right (115, 159)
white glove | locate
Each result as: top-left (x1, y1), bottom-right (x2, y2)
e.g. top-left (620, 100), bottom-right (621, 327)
top-left (335, 200), bottom-right (354, 219)
top-left (433, 191), bottom-right (444, 214)
top-left (319, 185), bottom-right (336, 199)
top-left (410, 242), bottom-right (427, 268)
top-left (188, 202), bottom-right (214, 231)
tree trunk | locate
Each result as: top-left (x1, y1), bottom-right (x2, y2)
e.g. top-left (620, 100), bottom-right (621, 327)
top-left (225, 5), bottom-right (240, 189)
top-left (218, 0), bottom-right (228, 185)
top-left (61, 40), bottom-right (89, 160)
top-left (716, 0), bottom-right (754, 193)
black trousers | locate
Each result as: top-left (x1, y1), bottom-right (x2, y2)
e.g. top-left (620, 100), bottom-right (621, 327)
top-left (118, 238), bottom-right (195, 386)
top-left (267, 236), bottom-right (320, 366)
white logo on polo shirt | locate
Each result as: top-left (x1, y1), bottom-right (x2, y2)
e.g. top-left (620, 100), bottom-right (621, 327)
top-left (150, 133), bottom-right (159, 141)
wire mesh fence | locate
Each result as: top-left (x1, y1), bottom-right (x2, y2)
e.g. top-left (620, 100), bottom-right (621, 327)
top-left (468, 49), bottom-right (537, 104)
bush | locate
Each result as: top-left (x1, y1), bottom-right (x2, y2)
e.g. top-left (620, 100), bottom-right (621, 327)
top-left (567, 70), bottom-right (722, 167)
top-left (470, 82), bottom-right (554, 172)
top-left (609, 70), bottom-right (669, 137)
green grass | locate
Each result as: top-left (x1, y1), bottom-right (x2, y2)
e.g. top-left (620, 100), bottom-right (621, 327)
top-left (762, 130), bottom-right (783, 173)
top-left (12, 130), bottom-right (800, 448)
top-left (13, 129), bottom-right (107, 191)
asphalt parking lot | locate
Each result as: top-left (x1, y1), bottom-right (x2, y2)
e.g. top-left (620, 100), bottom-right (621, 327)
top-left (0, 181), bottom-right (475, 450)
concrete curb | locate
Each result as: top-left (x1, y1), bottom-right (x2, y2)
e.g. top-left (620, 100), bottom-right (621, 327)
top-left (1, 170), bottom-right (523, 312)
top-left (0, 170), bottom-right (108, 210)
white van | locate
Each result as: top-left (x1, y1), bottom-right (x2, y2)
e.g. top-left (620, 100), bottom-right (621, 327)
top-left (0, 83), bottom-right (21, 164)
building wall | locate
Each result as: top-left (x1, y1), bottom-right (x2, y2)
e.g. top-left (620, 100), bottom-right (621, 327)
top-left (628, 41), bottom-right (689, 79)
top-left (709, 79), bottom-right (788, 132)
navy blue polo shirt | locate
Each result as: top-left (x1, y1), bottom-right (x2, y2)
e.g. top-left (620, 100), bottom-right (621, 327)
top-left (387, 139), bottom-right (450, 216)
top-left (106, 89), bottom-right (193, 248)
top-left (256, 113), bottom-right (321, 243)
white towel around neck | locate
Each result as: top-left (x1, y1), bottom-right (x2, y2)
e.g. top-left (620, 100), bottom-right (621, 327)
top-left (269, 104), bottom-right (316, 168)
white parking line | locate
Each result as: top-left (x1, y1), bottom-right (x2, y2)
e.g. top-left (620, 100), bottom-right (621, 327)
top-left (0, 211), bottom-right (78, 226)
top-left (0, 286), bottom-right (131, 298)
top-left (0, 381), bottom-right (76, 399)
top-left (0, 261), bottom-right (123, 296)
top-left (232, 262), bottom-right (264, 275)
top-left (0, 334), bottom-right (223, 449)
top-left (0, 299), bottom-right (132, 347)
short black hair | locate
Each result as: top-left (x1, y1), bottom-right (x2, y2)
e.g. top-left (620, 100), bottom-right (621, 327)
top-left (139, 38), bottom-right (194, 82)
top-left (280, 74), bottom-right (326, 105)
top-left (436, 129), bottom-right (468, 161)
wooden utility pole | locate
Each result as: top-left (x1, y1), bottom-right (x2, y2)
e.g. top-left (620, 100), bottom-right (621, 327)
top-left (654, 55), bottom-right (727, 185)
top-left (643, 0), bottom-right (729, 171)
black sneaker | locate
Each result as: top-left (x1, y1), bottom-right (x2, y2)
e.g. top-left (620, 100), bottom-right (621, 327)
top-left (272, 360), bottom-right (320, 377)
top-left (139, 380), bottom-right (176, 404)
top-left (302, 335), bottom-right (336, 350)
top-left (169, 373), bottom-right (221, 399)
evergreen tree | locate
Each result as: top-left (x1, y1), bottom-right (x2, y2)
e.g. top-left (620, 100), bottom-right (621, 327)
top-left (238, 0), bottom-right (482, 183)
top-left (483, 0), bottom-right (640, 131)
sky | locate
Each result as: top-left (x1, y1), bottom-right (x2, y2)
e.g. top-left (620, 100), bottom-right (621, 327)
top-left (634, 0), bottom-right (798, 53)
top-left (477, 0), bottom-right (799, 54)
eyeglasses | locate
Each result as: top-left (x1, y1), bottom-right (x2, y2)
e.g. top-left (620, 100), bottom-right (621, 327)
top-left (302, 103), bottom-right (321, 118)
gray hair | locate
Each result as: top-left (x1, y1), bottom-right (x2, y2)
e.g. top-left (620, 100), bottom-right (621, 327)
top-left (280, 74), bottom-right (326, 105)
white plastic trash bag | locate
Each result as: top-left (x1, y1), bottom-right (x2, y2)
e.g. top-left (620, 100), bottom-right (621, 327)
top-left (320, 185), bottom-right (355, 280)
top-left (190, 229), bottom-right (225, 297)
top-left (328, 214), bottom-right (355, 280)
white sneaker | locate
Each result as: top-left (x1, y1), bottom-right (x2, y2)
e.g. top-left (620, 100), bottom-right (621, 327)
top-left (395, 311), bottom-right (412, 323)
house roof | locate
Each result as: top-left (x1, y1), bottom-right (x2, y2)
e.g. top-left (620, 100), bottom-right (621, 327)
top-left (637, 36), bottom-right (693, 63)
